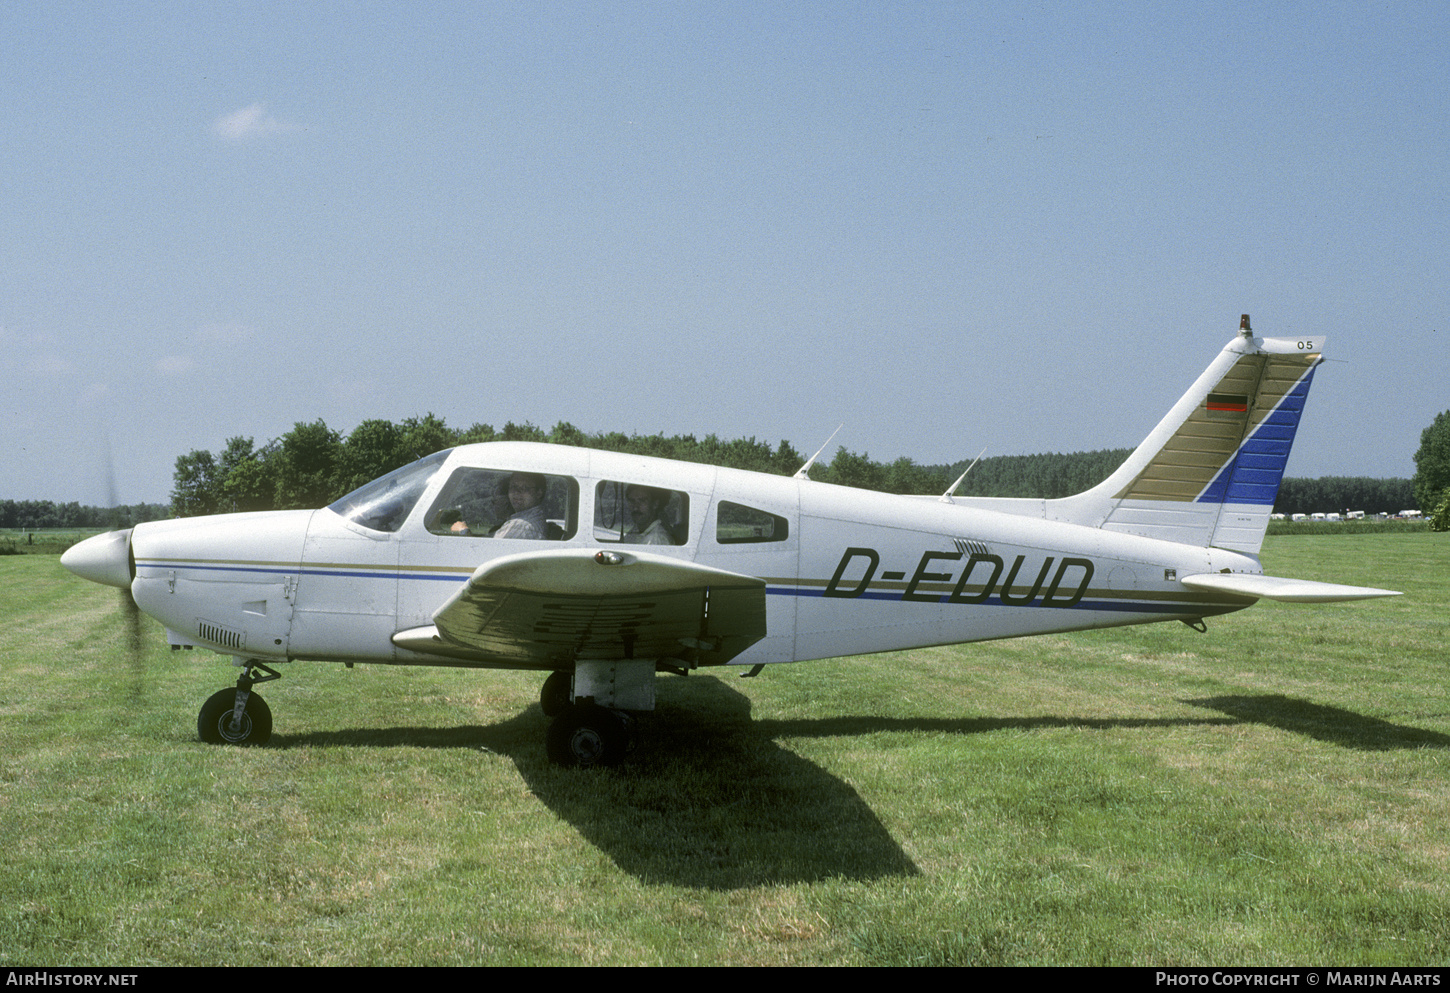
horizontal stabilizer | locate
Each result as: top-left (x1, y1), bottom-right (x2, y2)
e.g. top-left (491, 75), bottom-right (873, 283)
top-left (1180, 573), bottom-right (1402, 603)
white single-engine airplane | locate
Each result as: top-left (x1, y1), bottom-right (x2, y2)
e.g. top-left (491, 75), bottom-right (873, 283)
top-left (63, 317), bottom-right (1399, 766)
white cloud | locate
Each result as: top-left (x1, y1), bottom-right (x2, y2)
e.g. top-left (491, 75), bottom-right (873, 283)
top-left (155, 355), bottom-right (197, 375)
top-left (196, 321), bottom-right (258, 344)
top-left (28, 355), bottom-right (75, 374)
top-left (326, 376), bottom-right (379, 407)
top-left (211, 102), bottom-right (289, 142)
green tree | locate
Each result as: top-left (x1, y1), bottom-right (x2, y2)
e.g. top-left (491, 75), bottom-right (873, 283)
top-left (1431, 491), bottom-right (1450, 532)
top-left (274, 420), bottom-right (344, 510)
top-left (339, 420), bottom-right (412, 494)
top-left (500, 420), bottom-right (547, 443)
top-left (900, 457), bottom-right (948, 494)
top-left (222, 439), bottom-right (280, 512)
top-left (213, 437), bottom-right (276, 513)
top-left (457, 422), bottom-right (497, 445)
top-left (172, 449), bottom-right (221, 517)
top-left (1412, 410), bottom-right (1450, 513)
top-left (548, 421), bottom-right (587, 447)
top-left (399, 413), bottom-right (456, 461)
top-left (822, 448), bottom-right (884, 490)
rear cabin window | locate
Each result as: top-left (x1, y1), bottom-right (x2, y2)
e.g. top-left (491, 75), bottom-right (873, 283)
top-left (716, 501), bottom-right (789, 544)
top-left (593, 481), bottom-right (689, 545)
top-left (425, 468), bottom-right (577, 540)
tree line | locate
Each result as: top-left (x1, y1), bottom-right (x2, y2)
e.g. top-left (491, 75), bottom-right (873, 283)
top-left (164, 415), bottom-right (1418, 519)
top-left (1, 500), bottom-right (169, 531)
top-left (923, 449), bottom-right (1135, 500)
top-left (169, 415), bottom-right (813, 516)
top-left (6, 412), bottom-right (1438, 529)
top-left (1273, 476), bottom-right (1416, 517)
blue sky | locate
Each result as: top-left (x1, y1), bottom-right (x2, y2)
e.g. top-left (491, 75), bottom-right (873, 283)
top-left (4, 2), bottom-right (1445, 505)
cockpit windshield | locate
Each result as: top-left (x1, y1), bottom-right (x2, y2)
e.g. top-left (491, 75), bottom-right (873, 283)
top-left (326, 449), bottom-right (452, 533)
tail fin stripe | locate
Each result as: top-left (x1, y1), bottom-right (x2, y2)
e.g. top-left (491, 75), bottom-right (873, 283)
top-left (1199, 365), bottom-right (1317, 506)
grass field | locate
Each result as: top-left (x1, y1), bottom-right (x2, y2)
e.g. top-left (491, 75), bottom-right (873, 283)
top-left (2, 533), bottom-right (1446, 965)
top-left (0, 529), bottom-right (106, 556)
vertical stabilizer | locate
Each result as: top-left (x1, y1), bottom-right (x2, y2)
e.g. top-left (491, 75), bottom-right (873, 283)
top-left (1049, 322), bottom-right (1323, 553)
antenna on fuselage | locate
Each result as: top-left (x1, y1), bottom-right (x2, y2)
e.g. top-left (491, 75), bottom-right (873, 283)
top-left (794, 424), bottom-right (843, 480)
top-left (939, 446), bottom-right (988, 503)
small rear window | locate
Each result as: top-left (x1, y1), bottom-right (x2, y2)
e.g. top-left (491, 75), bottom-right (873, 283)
top-left (716, 501), bottom-right (789, 544)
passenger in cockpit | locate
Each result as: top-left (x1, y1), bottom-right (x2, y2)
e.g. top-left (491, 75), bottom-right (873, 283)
top-left (622, 485), bottom-right (672, 545)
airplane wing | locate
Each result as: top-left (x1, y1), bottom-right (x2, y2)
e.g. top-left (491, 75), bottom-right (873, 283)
top-left (1180, 573), bottom-right (1402, 603)
top-left (393, 548), bottom-right (767, 668)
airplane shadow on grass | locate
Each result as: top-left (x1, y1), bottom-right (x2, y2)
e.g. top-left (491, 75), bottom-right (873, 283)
top-left (1185, 695), bottom-right (1450, 750)
top-left (277, 676), bottom-right (920, 890)
top-left (272, 681), bottom-right (1446, 890)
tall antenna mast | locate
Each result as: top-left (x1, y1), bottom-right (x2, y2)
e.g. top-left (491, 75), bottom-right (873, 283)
top-left (939, 446), bottom-right (988, 503)
top-left (794, 424), bottom-right (843, 480)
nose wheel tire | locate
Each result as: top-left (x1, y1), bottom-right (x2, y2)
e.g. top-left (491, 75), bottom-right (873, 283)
top-left (197, 688), bottom-right (273, 746)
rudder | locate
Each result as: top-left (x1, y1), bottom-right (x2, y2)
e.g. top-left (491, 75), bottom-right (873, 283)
top-left (1054, 318), bottom-right (1324, 553)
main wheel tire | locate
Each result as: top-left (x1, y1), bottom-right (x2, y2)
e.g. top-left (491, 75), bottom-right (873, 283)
top-left (540, 670), bottom-right (572, 717)
top-left (546, 703), bottom-right (627, 768)
top-left (197, 688), bottom-right (273, 746)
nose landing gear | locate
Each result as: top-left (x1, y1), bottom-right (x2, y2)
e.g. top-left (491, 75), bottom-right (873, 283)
top-left (197, 660), bottom-right (281, 746)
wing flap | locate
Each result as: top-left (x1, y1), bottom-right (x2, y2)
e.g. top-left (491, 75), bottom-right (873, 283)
top-left (1181, 573), bottom-right (1402, 603)
top-left (418, 549), bottom-right (767, 667)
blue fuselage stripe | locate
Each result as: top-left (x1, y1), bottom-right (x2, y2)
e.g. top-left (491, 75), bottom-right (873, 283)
top-left (139, 562), bottom-right (1212, 615)
top-left (135, 561), bottom-right (472, 583)
top-left (764, 586), bottom-right (1206, 614)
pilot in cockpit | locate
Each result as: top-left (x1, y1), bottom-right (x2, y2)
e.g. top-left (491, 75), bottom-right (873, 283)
top-left (488, 472), bottom-right (548, 539)
top-left (439, 470), bottom-right (554, 539)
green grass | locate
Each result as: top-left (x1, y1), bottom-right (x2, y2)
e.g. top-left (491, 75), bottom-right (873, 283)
top-left (0, 529), bottom-right (104, 555)
top-left (2, 534), bottom-right (1447, 965)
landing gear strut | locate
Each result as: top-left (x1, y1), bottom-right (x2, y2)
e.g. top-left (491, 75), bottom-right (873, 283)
top-left (197, 660), bottom-right (280, 746)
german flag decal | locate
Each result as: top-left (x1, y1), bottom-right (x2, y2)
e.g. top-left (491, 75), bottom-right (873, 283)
top-left (1206, 392), bottom-right (1249, 412)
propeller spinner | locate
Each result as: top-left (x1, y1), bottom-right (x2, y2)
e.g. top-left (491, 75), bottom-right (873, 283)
top-left (61, 528), bottom-right (135, 589)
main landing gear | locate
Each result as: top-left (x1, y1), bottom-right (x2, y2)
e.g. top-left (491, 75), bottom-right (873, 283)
top-left (545, 702), bottom-right (635, 767)
top-left (197, 660), bottom-right (280, 746)
top-left (539, 665), bottom-right (646, 768)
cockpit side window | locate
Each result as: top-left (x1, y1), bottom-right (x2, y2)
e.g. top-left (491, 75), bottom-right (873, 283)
top-left (326, 449), bottom-right (452, 533)
top-left (593, 481), bottom-right (689, 545)
top-left (425, 468), bottom-right (577, 540)
top-left (715, 501), bottom-right (789, 544)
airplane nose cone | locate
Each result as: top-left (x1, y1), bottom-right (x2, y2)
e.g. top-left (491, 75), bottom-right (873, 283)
top-left (61, 529), bottom-right (135, 589)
